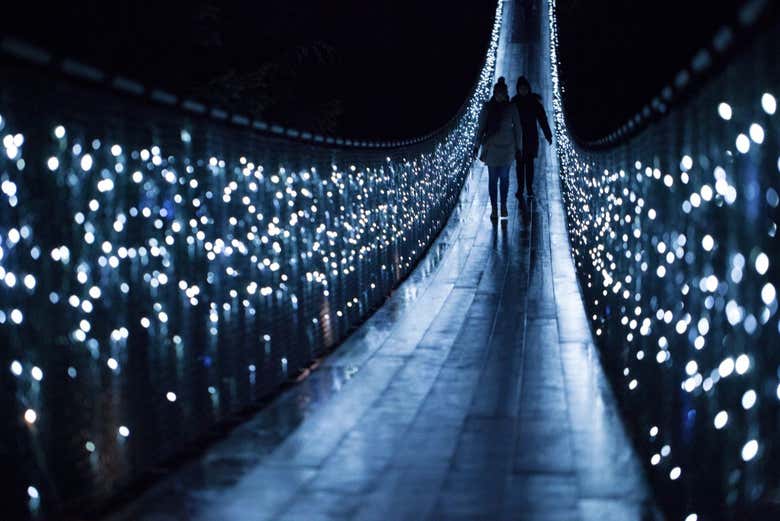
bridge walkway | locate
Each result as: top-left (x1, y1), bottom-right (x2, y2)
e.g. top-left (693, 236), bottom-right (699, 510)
top-left (106, 1), bottom-right (656, 520)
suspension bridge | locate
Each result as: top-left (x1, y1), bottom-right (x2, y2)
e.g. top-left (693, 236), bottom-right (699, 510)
top-left (1, 0), bottom-right (778, 520)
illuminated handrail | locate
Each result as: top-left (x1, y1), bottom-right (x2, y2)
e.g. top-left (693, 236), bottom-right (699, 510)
top-left (0, 3), bottom-right (502, 518)
top-left (549, 0), bottom-right (780, 517)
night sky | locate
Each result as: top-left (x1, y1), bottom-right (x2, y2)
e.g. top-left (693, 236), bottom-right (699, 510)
top-left (1, 0), bottom-right (496, 139)
top-left (556, 0), bottom-right (744, 141)
top-left (1, 0), bottom-right (754, 141)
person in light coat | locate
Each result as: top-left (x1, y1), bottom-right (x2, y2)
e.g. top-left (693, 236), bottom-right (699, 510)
top-left (479, 77), bottom-right (523, 221)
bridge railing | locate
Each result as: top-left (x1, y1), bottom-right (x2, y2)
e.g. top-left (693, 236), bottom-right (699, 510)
top-left (0, 3), bottom-right (502, 518)
top-left (549, 0), bottom-right (779, 517)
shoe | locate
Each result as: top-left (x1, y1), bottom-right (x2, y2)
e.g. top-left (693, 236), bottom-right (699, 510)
top-left (500, 207), bottom-right (508, 219)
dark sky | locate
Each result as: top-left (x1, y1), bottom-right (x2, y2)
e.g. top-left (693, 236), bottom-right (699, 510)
top-left (1, 0), bottom-right (759, 142)
top-left (556, 0), bottom-right (745, 141)
top-left (1, 0), bottom-right (496, 139)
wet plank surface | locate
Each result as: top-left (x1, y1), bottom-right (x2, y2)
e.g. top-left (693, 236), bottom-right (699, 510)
top-left (104, 1), bottom-right (658, 520)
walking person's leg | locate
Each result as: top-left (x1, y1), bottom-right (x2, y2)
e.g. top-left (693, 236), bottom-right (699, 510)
top-left (488, 166), bottom-right (498, 221)
top-left (514, 151), bottom-right (524, 199)
top-left (499, 165), bottom-right (510, 219)
top-left (525, 156), bottom-right (535, 197)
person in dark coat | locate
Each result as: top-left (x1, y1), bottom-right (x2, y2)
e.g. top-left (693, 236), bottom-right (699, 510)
top-left (478, 78), bottom-right (523, 222)
top-left (512, 76), bottom-right (552, 199)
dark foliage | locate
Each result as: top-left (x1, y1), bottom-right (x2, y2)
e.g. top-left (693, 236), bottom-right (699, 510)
top-left (1, 0), bottom-right (496, 138)
top-left (556, 0), bottom-right (742, 141)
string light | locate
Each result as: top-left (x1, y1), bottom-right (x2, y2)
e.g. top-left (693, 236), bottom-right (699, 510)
top-left (1, 2), bottom-right (505, 516)
top-left (549, 0), bottom-right (778, 517)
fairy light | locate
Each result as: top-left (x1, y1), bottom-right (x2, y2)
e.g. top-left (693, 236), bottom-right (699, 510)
top-left (718, 102), bottom-right (733, 120)
top-left (1, 2), bottom-right (505, 515)
top-left (549, 0), bottom-right (778, 517)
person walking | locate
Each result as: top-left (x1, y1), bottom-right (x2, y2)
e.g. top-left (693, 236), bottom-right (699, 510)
top-left (512, 76), bottom-right (552, 199)
top-left (479, 78), bottom-right (523, 222)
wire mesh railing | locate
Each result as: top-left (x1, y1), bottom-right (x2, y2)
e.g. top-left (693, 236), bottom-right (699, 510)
top-left (0, 3), bottom-right (502, 518)
top-left (549, 0), bottom-right (780, 518)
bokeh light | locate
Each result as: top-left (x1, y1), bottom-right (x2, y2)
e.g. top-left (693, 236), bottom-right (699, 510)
top-left (1, 3), bottom-right (505, 517)
top-left (549, 0), bottom-right (779, 516)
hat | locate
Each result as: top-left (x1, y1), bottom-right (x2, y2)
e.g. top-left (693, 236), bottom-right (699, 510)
top-left (493, 78), bottom-right (508, 95)
top-left (516, 76), bottom-right (531, 92)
